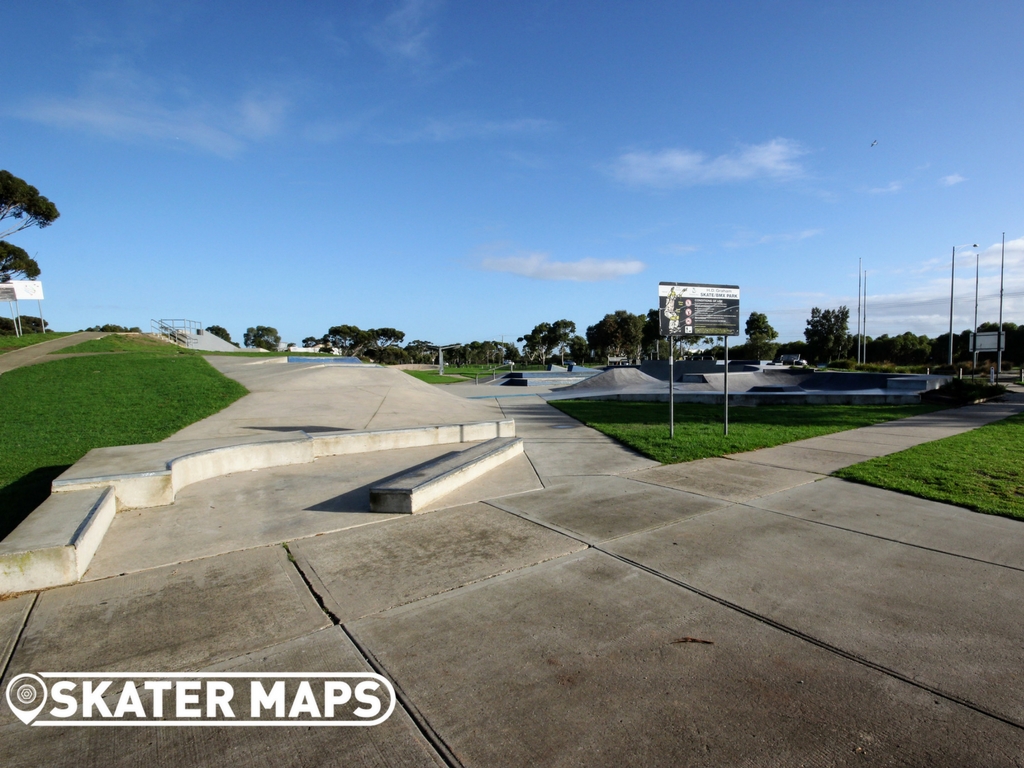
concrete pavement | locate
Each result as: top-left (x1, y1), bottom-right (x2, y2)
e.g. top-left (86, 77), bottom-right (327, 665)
top-left (3, 362), bottom-right (1024, 766)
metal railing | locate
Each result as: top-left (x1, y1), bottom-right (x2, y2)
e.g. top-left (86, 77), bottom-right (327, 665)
top-left (151, 319), bottom-right (201, 348)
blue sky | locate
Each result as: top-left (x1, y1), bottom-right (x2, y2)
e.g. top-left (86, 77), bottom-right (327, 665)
top-left (4, 0), bottom-right (1023, 346)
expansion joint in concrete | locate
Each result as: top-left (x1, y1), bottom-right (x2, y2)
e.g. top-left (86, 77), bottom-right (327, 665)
top-left (757, 505), bottom-right (1024, 574)
top-left (600, 547), bottom-right (1024, 733)
top-left (0, 592), bottom-right (37, 683)
top-left (341, 623), bottom-right (465, 768)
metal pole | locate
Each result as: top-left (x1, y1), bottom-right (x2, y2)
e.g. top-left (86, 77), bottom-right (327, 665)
top-left (973, 250), bottom-right (980, 374)
top-left (37, 299), bottom-right (44, 333)
top-left (863, 273), bottom-right (867, 360)
top-left (669, 336), bottom-right (675, 439)
top-left (997, 233), bottom-right (1005, 378)
top-left (724, 337), bottom-right (729, 436)
top-left (857, 258), bottom-right (862, 364)
top-left (8, 301), bottom-right (18, 337)
top-left (14, 298), bottom-right (22, 336)
top-left (948, 246), bottom-right (955, 366)
top-left (438, 348), bottom-right (444, 376)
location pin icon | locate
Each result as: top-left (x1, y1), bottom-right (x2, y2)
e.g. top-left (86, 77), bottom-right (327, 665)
top-left (6, 674), bottom-right (48, 725)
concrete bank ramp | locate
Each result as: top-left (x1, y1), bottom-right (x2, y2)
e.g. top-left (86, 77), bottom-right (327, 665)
top-left (170, 356), bottom-right (505, 439)
top-left (556, 367), bottom-right (663, 391)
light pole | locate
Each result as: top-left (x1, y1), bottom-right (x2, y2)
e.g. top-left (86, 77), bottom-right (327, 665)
top-left (973, 248), bottom-right (980, 374)
top-left (949, 244), bottom-right (978, 366)
top-left (998, 233), bottom-right (1006, 378)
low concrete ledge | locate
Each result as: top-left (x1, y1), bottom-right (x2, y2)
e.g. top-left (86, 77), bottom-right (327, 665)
top-left (0, 487), bottom-right (116, 593)
top-left (311, 419), bottom-right (516, 457)
top-left (370, 437), bottom-right (524, 514)
top-left (169, 438), bottom-right (315, 496)
top-left (50, 420), bottom-right (515, 510)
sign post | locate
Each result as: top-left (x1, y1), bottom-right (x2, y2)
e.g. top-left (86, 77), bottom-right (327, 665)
top-left (659, 282), bottom-right (740, 437)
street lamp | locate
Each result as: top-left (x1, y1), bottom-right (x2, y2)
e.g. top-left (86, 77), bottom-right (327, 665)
top-left (949, 243), bottom-right (978, 366)
top-left (998, 233), bottom-right (1006, 378)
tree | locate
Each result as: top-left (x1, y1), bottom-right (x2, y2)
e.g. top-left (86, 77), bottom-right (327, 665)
top-left (243, 325), bottom-right (281, 351)
top-left (586, 310), bottom-right (646, 362)
top-left (205, 325), bottom-right (234, 344)
top-left (0, 170), bottom-right (60, 281)
top-left (568, 335), bottom-right (589, 363)
top-left (541, 319), bottom-right (576, 365)
top-left (804, 307), bottom-right (851, 363)
top-left (365, 327), bottom-right (406, 360)
top-left (0, 171), bottom-right (60, 239)
top-left (642, 309), bottom-right (661, 356)
top-left (326, 325), bottom-right (371, 356)
top-left (744, 312), bottom-right (779, 360)
top-left (518, 322), bottom-right (553, 363)
top-left (0, 241), bottom-right (40, 280)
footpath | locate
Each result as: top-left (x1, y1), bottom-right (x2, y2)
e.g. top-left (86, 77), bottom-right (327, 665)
top-left (0, 332), bottom-right (107, 375)
top-left (1, 361), bottom-right (1023, 767)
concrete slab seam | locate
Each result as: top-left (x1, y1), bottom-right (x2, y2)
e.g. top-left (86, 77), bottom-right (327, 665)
top-left (283, 543), bottom-right (463, 766)
top-left (341, 623), bottom-right (463, 768)
top-left (0, 592), bottom-right (37, 682)
top-left (597, 545), bottom-right (1024, 733)
top-left (753, 502), bottom-right (1024, 574)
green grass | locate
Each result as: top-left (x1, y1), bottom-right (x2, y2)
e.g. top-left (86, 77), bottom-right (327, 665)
top-left (402, 369), bottom-right (471, 384)
top-left (0, 332), bottom-right (74, 353)
top-left (0, 348), bottom-right (248, 540)
top-left (834, 412), bottom-right (1024, 520)
top-left (550, 400), bottom-right (942, 464)
top-left (51, 333), bottom-right (184, 355)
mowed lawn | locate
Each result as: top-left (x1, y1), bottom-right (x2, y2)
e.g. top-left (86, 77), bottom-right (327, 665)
top-left (550, 400), bottom-right (942, 464)
top-left (0, 331), bottom-right (74, 353)
top-left (835, 411), bottom-right (1024, 520)
top-left (0, 340), bottom-right (247, 539)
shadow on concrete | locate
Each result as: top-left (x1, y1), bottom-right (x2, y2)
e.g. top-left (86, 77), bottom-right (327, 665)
top-left (304, 451), bottom-right (461, 513)
top-left (0, 465), bottom-right (71, 540)
top-left (243, 425), bottom-right (353, 433)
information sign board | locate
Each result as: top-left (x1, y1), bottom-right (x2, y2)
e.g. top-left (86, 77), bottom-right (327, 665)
top-left (659, 282), bottom-right (740, 337)
top-left (0, 285), bottom-right (15, 301)
top-left (971, 332), bottom-right (1005, 352)
top-left (9, 281), bottom-right (44, 300)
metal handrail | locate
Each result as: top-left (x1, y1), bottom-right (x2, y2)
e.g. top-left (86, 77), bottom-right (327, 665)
top-left (150, 319), bottom-right (201, 348)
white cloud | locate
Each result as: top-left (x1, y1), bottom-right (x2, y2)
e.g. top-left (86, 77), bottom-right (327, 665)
top-left (660, 243), bottom-right (700, 254)
top-left (16, 66), bottom-right (288, 156)
top-left (941, 173), bottom-right (966, 186)
top-left (368, 0), bottom-right (440, 64)
top-left (480, 252), bottom-right (646, 282)
top-left (869, 181), bottom-right (902, 194)
top-left (610, 138), bottom-right (806, 187)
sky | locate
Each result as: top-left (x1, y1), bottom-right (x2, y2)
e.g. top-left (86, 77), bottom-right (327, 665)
top-left (3, 0), bottom-right (1023, 347)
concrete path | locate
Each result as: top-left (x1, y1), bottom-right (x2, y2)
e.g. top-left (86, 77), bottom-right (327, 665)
top-left (3, 364), bottom-right (1024, 766)
top-left (0, 332), bottom-right (107, 374)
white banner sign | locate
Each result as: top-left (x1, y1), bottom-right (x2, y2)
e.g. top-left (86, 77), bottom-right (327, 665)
top-left (9, 281), bottom-right (44, 301)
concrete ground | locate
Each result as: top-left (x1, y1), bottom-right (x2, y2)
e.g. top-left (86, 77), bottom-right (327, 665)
top-left (3, 362), bottom-right (1024, 766)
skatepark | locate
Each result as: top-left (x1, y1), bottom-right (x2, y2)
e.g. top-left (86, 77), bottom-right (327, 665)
top-left (3, 352), bottom-right (1024, 766)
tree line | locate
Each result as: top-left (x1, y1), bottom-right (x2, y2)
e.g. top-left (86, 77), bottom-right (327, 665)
top-left (213, 305), bottom-right (1024, 368)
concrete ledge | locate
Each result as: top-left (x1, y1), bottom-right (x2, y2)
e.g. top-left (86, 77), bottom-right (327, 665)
top-left (311, 419), bottom-right (516, 458)
top-left (51, 420), bottom-right (516, 509)
top-left (0, 420), bottom-right (515, 594)
top-left (370, 437), bottom-right (524, 514)
top-left (169, 438), bottom-right (315, 496)
top-left (0, 487), bottom-right (116, 593)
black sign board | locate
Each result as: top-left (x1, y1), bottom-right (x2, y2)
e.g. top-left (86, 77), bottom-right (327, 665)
top-left (659, 282), bottom-right (740, 337)
top-left (0, 285), bottom-right (15, 301)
